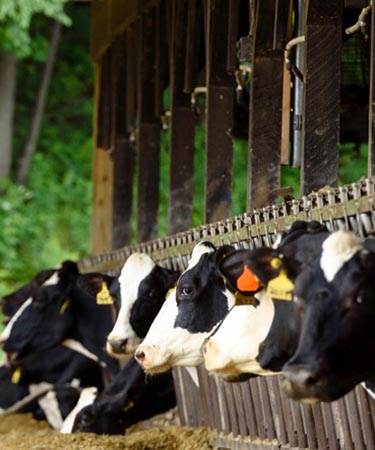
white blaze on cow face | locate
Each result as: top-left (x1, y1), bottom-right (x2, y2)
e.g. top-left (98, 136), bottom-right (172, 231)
top-left (320, 230), bottom-right (363, 282)
top-left (106, 253), bottom-right (156, 356)
top-left (0, 270), bottom-right (59, 345)
top-left (135, 288), bottom-right (213, 372)
top-left (60, 387), bottom-right (98, 434)
top-left (0, 298), bottom-right (32, 344)
top-left (203, 290), bottom-right (276, 376)
top-left (135, 242), bottom-right (235, 373)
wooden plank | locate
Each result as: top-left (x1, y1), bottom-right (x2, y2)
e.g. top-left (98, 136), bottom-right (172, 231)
top-left (205, 0), bottom-right (235, 223)
top-left (110, 36), bottom-right (135, 249)
top-left (258, 377), bottom-right (276, 441)
top-left (168, 0), bottom-right (195, 235)
top-left (301, 0), bottom-right (342, 195)
top-left (311, 404), bottom-right (328, 450)
top-left (249, 377), bottom-right (267, 440)
top-left (344, 391), bottom-right (366, 449)
top-left (268, 376), bottom-right (288, 445)
top-left (300, 404), bottom-right (318, 449)
top-left (356, 386), bottom-right (375, 448)
top-left (320, 402), bottom-right (340, 450)
top-left (172, 368), bottom-right (188, 426)
top-left (184, 0), bottom-right (203, 93)
top-left (369, 0), bottom-right (375, 176)
top-left (330, 398), bottom-right (354, 450)
top-left (155, 1), bottom-right (168, 117)
top-left (91, 63), bottom-right (114, 255)
top-left (240, 381), bottom-right (258, 439)
top-left (248, 0), bottom-right (290, 209)
top-left (97, 49), bottom-right (112, 150)
top-left (227, 0), bottom-right (240, 73)
top-left (137, 13), bottom-right (161, 243)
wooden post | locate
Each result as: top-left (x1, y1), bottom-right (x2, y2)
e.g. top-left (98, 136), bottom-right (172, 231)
top-left (137, 12), bottom-right (161, 242)
top-left (111, 35), bottom-right (135, 249)
top-left (168, 0), bottom-right (196, 235)
top-left (301, 0), bottom-right (342, 195)
top-left (205, 0), bottom-right (236, 223)
top-left (369, 1), bottom-right (375, 176)
top-left (248, 0), bottom-right (290, 210)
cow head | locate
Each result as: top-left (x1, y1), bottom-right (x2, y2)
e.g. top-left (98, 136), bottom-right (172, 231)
top-left (1, 268), bottom-right (57, 322)
top-left (203, 221), bottom-right (329, 379)
top-left (0, 261), bottom-right (79, 363)
top-left (106, 253), bottom-right (180, 356)
top-left (135, 241), bottom-right (235, 373)
top-left (282, 230), bottom-right (375, 402)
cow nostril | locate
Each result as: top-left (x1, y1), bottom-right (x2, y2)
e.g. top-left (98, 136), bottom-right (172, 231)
top-left (283, 365), bottom-right (320, 388)
top-left (108, 338), bottom-right (128, 354)
top-left (135, 350), bottom-right (146, 363)
top-left (305, 372), bottom-right (319, 386)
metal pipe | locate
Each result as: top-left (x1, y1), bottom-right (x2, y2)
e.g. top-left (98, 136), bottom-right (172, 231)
top-left (292, 0), bottom-right (306, 168)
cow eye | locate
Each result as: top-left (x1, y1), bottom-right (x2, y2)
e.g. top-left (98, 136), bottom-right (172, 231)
top-left (180, 285), bottom-right (194, 298)
top-left (356, 292), bottom-right (370, 305)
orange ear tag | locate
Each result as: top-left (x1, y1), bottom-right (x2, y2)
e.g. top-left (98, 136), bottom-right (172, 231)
top-left (266, 270), bottom-right (294, 301)
top-left (236, 265), bottom-right (261, 292)
top-left (96, 282), bottom-right (114, 305)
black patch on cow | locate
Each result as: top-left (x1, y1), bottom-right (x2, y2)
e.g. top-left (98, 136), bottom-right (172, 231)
top-left (72, 358), bottom-right (176, 435)
top-left (283, 248), bottom-right (375, 401)
top-left (129, 266), bottom-right (180, 338)
top-left (174, 248), bottom-right (232, 333)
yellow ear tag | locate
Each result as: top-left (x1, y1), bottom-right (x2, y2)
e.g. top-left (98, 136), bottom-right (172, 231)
top-left (236, 266), bottom-right (261, 292)
top-left (123, 400), bottom-right (134, 412)
top-left (266, 270), bottom-right (294, 301)
top-left (234, 291), bottom-right (258, 306)
top-left (59, 298), bottom-right (70, 314)
top-left (11, 367), bottom-right (22, 384)
top-left (96, 282), bottom-right (114, 305)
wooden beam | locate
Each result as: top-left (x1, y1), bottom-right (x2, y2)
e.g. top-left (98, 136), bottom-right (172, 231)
top-left (137, 12), bottom-right (161, 242)
top-left (168, 0), bottom-right (196, 235)
top-left (205, 0), bottom-right (235, 223)
top-left (301, 0), bottom-right (342, 195)
top-left (248, 0), bottom-right (290, 209)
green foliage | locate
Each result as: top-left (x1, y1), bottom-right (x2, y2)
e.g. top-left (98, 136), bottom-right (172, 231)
top-left (0, 3), bottom-right (92, 297)
top-left (0, 0), bottom-right (71, 58)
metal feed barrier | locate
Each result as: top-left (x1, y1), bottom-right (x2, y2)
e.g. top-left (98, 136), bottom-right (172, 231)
top-left (79, 177), bottom-right (375, 449)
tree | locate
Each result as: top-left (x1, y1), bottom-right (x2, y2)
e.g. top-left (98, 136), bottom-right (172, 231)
top-left (0, 0), bottom-right (71, 181)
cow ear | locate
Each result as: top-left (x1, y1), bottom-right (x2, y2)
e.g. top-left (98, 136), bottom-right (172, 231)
top-left (220, 247), bottom-right (281, 293)
top-left (214, 245), bottom-right (236, 266)
top-left (77, 273), bottom-right (116, 305)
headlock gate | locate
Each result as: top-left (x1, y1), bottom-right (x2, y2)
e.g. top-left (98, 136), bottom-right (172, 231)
top-left (80, 177), bottom-right (375, 450)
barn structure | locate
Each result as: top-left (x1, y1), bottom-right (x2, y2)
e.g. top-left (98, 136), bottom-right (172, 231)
top-left (80, 1), bottom-right (375, 449)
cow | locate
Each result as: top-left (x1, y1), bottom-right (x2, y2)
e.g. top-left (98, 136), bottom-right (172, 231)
top-left (135, 241), bottom-right (235, 373)
top-left (202, 221), bottom-right (330, 378)
top-left (281, 230), bottom-right (375, 402)
top-left (63, 357), bottom-right (176, 435)
top-left (0, 364), bottom-right (82, 430)
top-left (106, 252), bottom-right (180, 356)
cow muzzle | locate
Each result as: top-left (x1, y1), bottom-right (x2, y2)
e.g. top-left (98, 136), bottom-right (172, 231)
top-left (134, 344), bottom-right (171, 373)
top-left (106, 336), bottom-right (141, 356)
top-left (281, 364), bottom-right (325, 403)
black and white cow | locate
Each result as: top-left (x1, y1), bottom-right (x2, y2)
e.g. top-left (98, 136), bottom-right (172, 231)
top-left (203, 221), bottom-right (330, 378)
top-left (0, 264), bottom-right (120, 389)
top-left (61, 357), bottom-right (176, 435)
top-left (282, 230), bottom-right (375, 402)
top-left (135, 241), bottom-right (235, 373)
top-left (106, 252), bottom-right (180, 356)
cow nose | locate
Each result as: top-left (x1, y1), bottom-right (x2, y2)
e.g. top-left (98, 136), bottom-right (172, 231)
top-left (107, 338), bottom-right (128, 354)
top-left (135, 350), bottom-right (146, 364)
top-left (282, 364), bottom-right (320, 389)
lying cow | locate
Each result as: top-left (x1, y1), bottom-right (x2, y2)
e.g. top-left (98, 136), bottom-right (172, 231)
top-left (282, 230), bottom-right (375, 402)
top-left (106, 252), bottom-right (180, 356)
top-left (203, 221), bottom-right (329, 378)
top-left (135, 241), bottom-right (235, 373)
top-left (0, 264), bottom-right (120, 379)
top-left (62, 358), bottom-right (175, 434)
